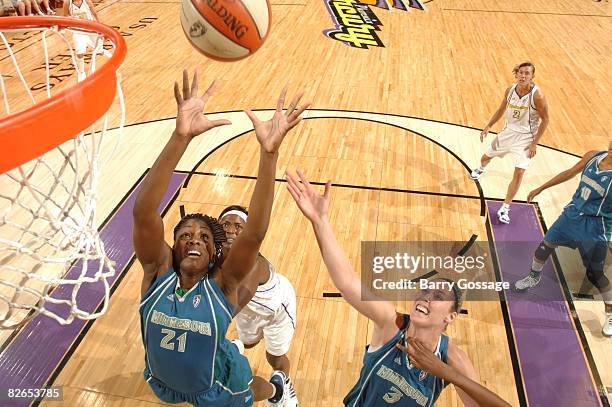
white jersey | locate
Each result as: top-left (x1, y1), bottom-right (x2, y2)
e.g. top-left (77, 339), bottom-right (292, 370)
top-left (69, 0), bottom-right (94, 21)
top-left (244, 260), bottom-right (285, 316)
top-left (503, 83), bottom-right (541, 136)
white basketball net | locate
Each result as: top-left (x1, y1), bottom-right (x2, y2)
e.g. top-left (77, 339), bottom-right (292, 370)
top-left (0, 23), bottom-right (124, 329)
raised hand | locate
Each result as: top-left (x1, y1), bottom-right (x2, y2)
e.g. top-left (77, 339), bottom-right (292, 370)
top-left (286, 170), bottom-right (331, 224)
top-left (479, 128), bottom-right (489, 142)
top-left (173, 69), bottom-right (231, 140)
top-left (396, 337), bottom-right (453, 381)
top-left (245, 85), bottom-right (311, 154)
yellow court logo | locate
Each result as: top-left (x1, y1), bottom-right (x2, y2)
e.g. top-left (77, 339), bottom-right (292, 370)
top-left (322, 0), bottom-right (426, 48)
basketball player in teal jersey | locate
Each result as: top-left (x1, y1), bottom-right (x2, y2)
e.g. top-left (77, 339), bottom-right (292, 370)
top-left (285, 170), bottom-right (511, 407)
top-left (134, 70), bottom-right (310, 406)
top-left (470, 62), bottom-right (550, 224)
top-left (514, 140), bottom-right (612, 337)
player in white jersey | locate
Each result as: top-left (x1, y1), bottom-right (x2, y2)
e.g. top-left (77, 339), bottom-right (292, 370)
top-left (470, 62), bottom-right (550, 224)
top-left (218, 205), bottom-right (298, 407)
top-left (63, 0), bottom-right (109, 81)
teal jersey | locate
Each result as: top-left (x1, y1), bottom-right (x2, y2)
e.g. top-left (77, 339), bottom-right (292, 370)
top-left (344, 315), bottom-right (449, 407)
top-left (570, 151), bottom-right (612, 219)
top-left (139, 269), bottom-right (252, 395)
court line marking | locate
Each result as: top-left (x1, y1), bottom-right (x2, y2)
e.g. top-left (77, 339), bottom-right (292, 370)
top-left (484, 207), bottom-right (529, 406)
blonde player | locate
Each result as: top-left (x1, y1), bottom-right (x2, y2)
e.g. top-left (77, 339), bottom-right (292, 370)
top-left (470, 62), bottom-right (549, 224)
top-left (218, 205), bottom-right (298, 407)
top-left (63, 0), bottom-right (109, 81)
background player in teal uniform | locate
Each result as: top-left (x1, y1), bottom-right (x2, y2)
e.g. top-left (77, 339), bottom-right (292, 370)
top-left (133, 69), bottom-right (310, 406)
top-left (285, 169), bottom-right (511, 407)
top-left (514, 140), bottom-right (612, 337)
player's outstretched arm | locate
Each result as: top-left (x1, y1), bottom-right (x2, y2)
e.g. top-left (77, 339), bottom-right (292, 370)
top-left (527, 150), bottom-right (598, 202)
top-left (286, 170), bottom-right (398, 345)
top-left (480, 87), bottom-right (511, 141)
top-left (397, 337), bottom-right (511, 407)
top-left (221, 87), bottom-right (310, 293)
top-left (133, 70), bottom-right (230, 294)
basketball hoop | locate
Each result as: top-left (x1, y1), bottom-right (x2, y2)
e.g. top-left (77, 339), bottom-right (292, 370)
top-left (0, 17), bottom-right (126, 329)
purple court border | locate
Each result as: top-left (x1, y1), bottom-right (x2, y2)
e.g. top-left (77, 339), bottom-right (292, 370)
top-left (0, 172), bottom-right (187, 407)
top-left (488, 201), bottom-right (602, 407)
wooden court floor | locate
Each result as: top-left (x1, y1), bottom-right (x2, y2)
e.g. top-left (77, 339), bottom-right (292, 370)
top-left (1, 0), bottom-right (611, 406)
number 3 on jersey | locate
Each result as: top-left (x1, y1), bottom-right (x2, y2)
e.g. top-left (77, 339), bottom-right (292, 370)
top-left (160, 328), bottom-right (187, 352)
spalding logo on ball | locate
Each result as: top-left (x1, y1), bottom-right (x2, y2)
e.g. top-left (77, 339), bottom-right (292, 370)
top-left (180, 0), bottom-right (271, 61)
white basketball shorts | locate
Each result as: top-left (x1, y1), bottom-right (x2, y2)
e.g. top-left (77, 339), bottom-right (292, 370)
top-left (235, 274), bottom-right (296, 357)
top-left (485, 128), bottom-right (534, 169)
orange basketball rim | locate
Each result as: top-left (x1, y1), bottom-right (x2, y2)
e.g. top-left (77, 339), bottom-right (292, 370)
top-left (0, 17), bottom-right (126, 174)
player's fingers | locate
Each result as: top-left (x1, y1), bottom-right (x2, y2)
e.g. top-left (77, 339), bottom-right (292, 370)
top-left (182, 69), bottom-right (190, 99)
top-left (201, 80), bottom-right (218, 104)
top-left (244, 109), bottom-right (261, 126)
top-left (289, 101), bottom-right (311, 123)
top-left (174, 81), bottom-right (183, 105)
top-left (286, 181), bottom-right (301, 202)
top-left (323, 181), bottom-right (332, 199)
top-left (395, 342), bottom-right (409, 353)
top-left (209, 119), bottom-right (232, 129)
top-left (286, 172), bottom-right (303, 196)
top-left (287, 117), bottom-right (303, 131)
top-left (296, 169), bottom-right (313, 191)
top-left (276, 83), bottom-right (288, 112)
top-left (286, 91), bottom-right (305, 116)
top-left (191, 70), bottom-right (199, 98)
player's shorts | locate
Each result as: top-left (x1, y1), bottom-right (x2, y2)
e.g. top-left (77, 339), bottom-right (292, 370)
top-left (544, 205), bottom-right (611, 271)
top-left (235, 274), bottom-right (296, 357)
top-left (485, 128), bottom-right (534, 169)
top-left (144, 366), bottom-right (254, 407)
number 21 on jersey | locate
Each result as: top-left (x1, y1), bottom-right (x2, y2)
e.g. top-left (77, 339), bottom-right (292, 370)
top-left (160, 328), bottom-right (187, 352)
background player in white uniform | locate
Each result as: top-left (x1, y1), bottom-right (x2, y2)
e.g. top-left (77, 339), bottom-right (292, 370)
top-left (470, 62), bottom-right (550, 224)
top-left (218, 205), bottom-right (298, 407)
top-left (63, 0), bottom-right (109, 81)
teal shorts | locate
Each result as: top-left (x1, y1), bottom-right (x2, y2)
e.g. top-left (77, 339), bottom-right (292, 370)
top-left (144, 367), bottom-right (254, 407)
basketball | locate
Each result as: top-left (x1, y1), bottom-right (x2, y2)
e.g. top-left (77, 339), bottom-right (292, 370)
top-left (179, 0), bottom-right (271, 61)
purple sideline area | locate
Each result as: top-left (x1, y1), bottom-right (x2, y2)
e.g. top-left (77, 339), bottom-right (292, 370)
top-left (0, 172), bottom-right (187, 407)
top-left (488, 201), bottom-right (601, 407)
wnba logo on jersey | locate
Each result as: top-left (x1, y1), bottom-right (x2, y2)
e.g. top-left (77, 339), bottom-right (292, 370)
top-left (418, 370), bottom-right (428, 381)
top-left (193, 295), bottom-right (201, 308)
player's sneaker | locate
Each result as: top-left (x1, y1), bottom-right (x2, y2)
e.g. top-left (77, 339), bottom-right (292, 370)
top-left (267, 370), bottom-right (287, 407)
top-left (284, 375), bottom-right (298, 407)
top-left (513, 271), bottom-right (542, 292)
top-left (497, 206), bottom-right (510, 224)
top-left (470, 167), bottom-right (485, 180)
top-left (603, 312), bottom-right (612, 337)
